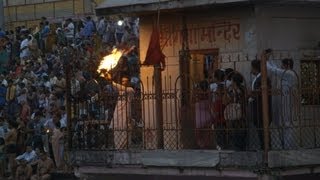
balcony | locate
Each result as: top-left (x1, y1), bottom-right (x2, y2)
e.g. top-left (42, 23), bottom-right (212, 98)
top-left (67, 65), bottom-right (320, 178)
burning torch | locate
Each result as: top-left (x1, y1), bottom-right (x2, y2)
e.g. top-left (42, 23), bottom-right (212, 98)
top-left (97, 48), bottom-right (125, 83)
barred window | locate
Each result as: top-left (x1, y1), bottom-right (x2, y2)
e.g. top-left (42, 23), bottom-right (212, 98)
top-left (300, 59), bottom-right (320, 105)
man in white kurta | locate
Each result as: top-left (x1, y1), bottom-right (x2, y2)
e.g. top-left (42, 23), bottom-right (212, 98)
top-left (111, 77), bottom-right (134, 149)
top-left (267, 58), bottom-right (299, 149)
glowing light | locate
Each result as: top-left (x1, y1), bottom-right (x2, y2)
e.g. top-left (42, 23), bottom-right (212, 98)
top-left (117, 20), bottom-right (124, 26)
top-left (97, 48), bottom-right (123, 73)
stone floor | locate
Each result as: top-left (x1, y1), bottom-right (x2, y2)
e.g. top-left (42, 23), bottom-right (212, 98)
top-left (70, 149), bottom-right (320, 179)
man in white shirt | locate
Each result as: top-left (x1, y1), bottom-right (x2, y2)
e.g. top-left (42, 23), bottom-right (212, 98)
top-left (267, 57), bottom-right (299, 149)
top-left (64, 18), bottom-right (75, 44)
top-left (16, 145), bottom-right (37, 163)
top-left (97, 17), bottom-right (106, 37)
top-left (20, 34), bottom-right (30, 62)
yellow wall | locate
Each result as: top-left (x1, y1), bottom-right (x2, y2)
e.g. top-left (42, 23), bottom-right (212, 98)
top-left (4, 0), bottom-right (105, 30)
top-left (139, 11), bottom-right (246, 150)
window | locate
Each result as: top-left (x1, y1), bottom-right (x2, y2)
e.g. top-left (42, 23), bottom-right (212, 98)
top-left (189, 49), bottom-right (219, 84)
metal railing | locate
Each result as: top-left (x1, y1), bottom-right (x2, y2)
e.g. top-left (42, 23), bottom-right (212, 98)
top-left (69, 70), bottom-right (320, 152)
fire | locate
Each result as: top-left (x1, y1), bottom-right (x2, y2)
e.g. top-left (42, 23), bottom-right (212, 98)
top-left (97, 48), bottom-right (123, 73)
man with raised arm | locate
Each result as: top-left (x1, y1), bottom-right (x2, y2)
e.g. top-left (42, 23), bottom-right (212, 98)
top-left (106, 72), bottom-right (134, 150)
top-left (266, 50), bottom-right (299, 149)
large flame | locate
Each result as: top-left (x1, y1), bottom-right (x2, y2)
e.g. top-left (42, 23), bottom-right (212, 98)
top-left (97, 48), bottom-right (123, 73)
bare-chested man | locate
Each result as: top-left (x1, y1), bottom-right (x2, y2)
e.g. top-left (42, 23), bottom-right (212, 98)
top-left (15, 159), bottom-right (32, 180)
top-left (31, 151), bottom-right (54, 180)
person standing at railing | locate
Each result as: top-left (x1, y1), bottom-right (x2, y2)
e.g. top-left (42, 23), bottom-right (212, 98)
top-left (266, 56), bottom-right (299, 149)
top-left (210, 69), bottom-right (227, 150)
top-left (110, 56), bottom-right (130, 84)
top-left (195, 80), bottom-right (214, 149)
top-left (51, 121), bottom-right (64, 170)
top-left (224, 73), bottom-right (247, 151)
top-left (106, 73), bottom-right (134, 150)
top-left (248, 59), bottom-right (272, 150)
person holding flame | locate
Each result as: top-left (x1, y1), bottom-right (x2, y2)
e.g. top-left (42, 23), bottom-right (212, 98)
top-left (105, 71), bottom-right (134, 150)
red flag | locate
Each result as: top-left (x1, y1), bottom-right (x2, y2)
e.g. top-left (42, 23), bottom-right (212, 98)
top-left (143, 25), bottom-right (166, 70)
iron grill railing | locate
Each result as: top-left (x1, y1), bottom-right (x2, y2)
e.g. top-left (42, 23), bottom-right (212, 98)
top-left (69, 69), bottom-right (320, 152)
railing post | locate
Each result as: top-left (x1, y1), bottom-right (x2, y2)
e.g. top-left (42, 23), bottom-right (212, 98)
top-left (154, 64), bottom-right (164, 149)
top-left (62, 47), bottom-right (73, 151)
top-left (179, 15), bottom-right (195, 148)
top-left (261, 53), bottom-right (270, 164)
top-left (66, 62), bottom-right (72, 150)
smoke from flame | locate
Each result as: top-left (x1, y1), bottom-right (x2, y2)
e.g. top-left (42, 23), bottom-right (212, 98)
top-left (97, 48), bottom-right (123, 73)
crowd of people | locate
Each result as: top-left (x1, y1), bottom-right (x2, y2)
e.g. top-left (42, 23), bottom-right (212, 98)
top-left (194, 51), bottom-right (299, 151)
top-left (0, 15), bottom-right (140, 179)
top-left (0, 11), bottom-right (301, 179)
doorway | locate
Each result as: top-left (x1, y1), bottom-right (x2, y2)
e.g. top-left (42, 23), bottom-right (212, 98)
top-left (190, 49), bottom-right (219, 87)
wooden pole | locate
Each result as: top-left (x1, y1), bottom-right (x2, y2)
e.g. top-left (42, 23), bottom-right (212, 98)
top-left (154, 64), bottom-right (164, 149)
top-left (260, 53), bottom-right (270, 164)
top-left (179, 15), bottom-right (194, 148)
top-left (155, 2), bottom-right (164, 149)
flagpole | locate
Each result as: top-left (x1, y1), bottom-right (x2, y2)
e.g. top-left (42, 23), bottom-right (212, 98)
top-left (155, 0), bottom-right (164, 149)
top-left (179, 15), bottom-right (194, 148)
